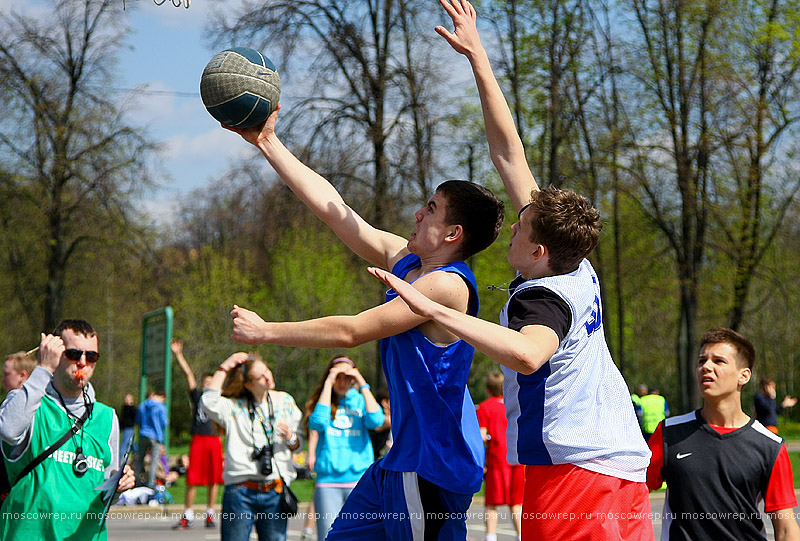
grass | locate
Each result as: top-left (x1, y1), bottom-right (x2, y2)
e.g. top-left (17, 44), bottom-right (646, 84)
top-left (779, 419), bottom-right (800, 439)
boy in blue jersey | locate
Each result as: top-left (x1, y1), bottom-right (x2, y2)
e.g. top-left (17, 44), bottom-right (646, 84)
top-left (370, 1), bottom-right (652, 539)
top-left (222, 77), bottom-right (505, 541)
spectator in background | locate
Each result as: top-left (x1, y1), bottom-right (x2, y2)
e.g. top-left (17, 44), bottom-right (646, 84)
top-left (134, 389), bottom-right (168, 487)
top-left (646, 327), bottom-right (799, 540)
top-left (171, 339), bottom-right (224, 530)
top-left (368, 388), bottom-right (392, 460)
top-left (631, 383), bottom-right (647, 436)
top-left (2, 351), bottom-right (36, 394)
top-left (755, 377), bottom-right (798, 435)
top-left (307, 356), bottom-right (384, 541)
top-left (477, 372), bottom-right (522, 541)
top-left (0, 351), bottom-right (37, 503)
top-left (118, 393), bottom-right (137, 458)
top-left (201, 352), bottom-right (303, 541)
top-left (639, 387), bottom-right (669, 441)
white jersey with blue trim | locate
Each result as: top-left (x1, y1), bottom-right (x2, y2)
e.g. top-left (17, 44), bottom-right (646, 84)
top-left (499, 259), bottom-right (650, 482)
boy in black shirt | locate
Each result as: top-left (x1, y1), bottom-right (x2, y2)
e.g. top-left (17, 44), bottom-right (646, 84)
top-left (171, 339), bottom-right (224, 530)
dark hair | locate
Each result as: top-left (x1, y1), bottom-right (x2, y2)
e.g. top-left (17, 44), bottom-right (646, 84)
top-left (436, 180), bottom-right (504, 259)
top-left (699, 327), bottom-right (755, 370)
top-left (485, 371), bottom-right (504, 397)
top-left (760, 377), bottom-right (775, 390)
top-left (374, 388), bottom-right (389, 403)
top-left (304, 356), bottom-right (357, 429)
top-left (525, 187), bottom-right (602, 275)
top-left (53, 319), bottom-right (97, 338)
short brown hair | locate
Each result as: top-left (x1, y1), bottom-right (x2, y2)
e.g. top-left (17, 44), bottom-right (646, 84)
top-left (485, 372), bottom-right (504, 397)
top-left (436, 180), bottom-right (505, 260)
top-left (5, 351), bottom-right (36, 377)
top-left (699, 327), bottom-right (755, 370)
top-left (526, 187), bottom-right (602, 275)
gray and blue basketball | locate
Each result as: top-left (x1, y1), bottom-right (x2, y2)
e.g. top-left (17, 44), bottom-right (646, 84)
top-left (200, 47), bottom-right (281, 128)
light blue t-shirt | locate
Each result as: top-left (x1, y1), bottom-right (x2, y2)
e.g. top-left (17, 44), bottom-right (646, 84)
top-left (378, 254), bottom-right (485, 495)
top-left (309, 388), bottom-right (384, 484)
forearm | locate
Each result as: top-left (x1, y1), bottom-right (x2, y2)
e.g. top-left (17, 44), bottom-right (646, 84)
top-left (0, 366), bottom-right (51, 444)
top-left (358, 384), bottom-right (381, 414)
top-left (258, 134), bottom-right (348, 222)
top-left (253, 316), bottom-right (383, 349)
top-left (175, 354), bottom-right (196, 389)
top-left (428, 303), bottom-right (550, 374)
top-left (317, 381), bottom-right (334, 407)
top-left (466, 47), bottom-right (538, 212)
top-left (207, 368), bottom-right (228, 390)
top-left (772, 511), bottom-right (800, 541)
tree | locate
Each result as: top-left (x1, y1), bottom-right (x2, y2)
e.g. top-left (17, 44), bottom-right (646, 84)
top-left (0, 0), bottom-right (157, 331)
top-left (711, 0), bottom-right (800, 330)
top-left (625, 0), bottom-right (720, 410)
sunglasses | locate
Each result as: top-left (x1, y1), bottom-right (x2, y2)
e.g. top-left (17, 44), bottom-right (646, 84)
top-left (64, 349), bottom-right (100, 363)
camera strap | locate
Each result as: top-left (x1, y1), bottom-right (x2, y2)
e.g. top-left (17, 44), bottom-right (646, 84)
top-left (249, 394), bottom-right (276, 451)
top-left (13, 401), bottom-right (92, 486)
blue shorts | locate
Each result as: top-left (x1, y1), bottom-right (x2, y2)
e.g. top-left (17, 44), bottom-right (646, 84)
top-left (327, 459), bottom-right (473, 541)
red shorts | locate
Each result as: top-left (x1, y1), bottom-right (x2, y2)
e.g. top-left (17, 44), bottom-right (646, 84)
top-left (484, 462), bottom-right (525, 506)
top-left (522, 464), bottom-right (654, 541)
top-left (187, 434), bottom-right (224, 486)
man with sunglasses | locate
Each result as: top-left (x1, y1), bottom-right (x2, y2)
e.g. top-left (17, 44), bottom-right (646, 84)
top-left (0, 319), bottom-right (135, 540)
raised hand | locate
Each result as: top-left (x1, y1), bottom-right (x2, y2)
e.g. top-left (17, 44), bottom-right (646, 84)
top-left (435, 0), bottom-right (481, 57)
top-left (170, 338), bottom-right (183, 356)
top-left (38, 333), bottom-right (65, 374)
top-left (221, 103), bottom-right (281, 147)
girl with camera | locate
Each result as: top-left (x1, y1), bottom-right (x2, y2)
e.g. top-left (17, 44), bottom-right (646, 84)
top-left (202, 352), bottom-right (303, 541)
top-left (306, 356), bottom-right (384, 540)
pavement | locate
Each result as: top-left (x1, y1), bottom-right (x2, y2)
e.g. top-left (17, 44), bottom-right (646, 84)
top-left (105, 491), bottom-right (800, 540)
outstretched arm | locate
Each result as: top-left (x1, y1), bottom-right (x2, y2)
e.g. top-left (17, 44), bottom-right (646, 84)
top-left (231, 268), bottom-right (470, 348)
top-left (436, 0), bottom-right (538, 214)
top-left (171, 339), bottom-right (196, 391)
top-left (224, 108), bottom-right (408, 269)
top-left (368, 267), bottom-right (557, 374)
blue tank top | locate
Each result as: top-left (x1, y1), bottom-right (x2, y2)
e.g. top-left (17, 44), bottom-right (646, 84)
top-left (379, 254), bottom-right (485, 495)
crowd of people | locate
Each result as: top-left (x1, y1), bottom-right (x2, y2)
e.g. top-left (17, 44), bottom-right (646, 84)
top-left (1, 1), bottom-right (799, 540)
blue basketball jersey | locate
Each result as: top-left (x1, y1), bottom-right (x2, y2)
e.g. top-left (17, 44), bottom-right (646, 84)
top-left (500, 259), bottom-right (650, 482)
top-left (379, 254), bottom-right (485, 495)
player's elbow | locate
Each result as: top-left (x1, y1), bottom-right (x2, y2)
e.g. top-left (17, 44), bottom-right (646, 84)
top-left (514, 349), bottom-right (550, 376)
top-left (515, 354), bottom-right (543, 376)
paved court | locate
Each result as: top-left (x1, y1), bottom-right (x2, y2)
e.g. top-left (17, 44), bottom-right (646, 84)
top-left (105, 492), bottom-right (799, 540)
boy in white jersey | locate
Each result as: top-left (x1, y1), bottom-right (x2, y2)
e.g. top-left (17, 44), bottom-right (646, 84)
top-left (369, 1), bottom-right (652, 539)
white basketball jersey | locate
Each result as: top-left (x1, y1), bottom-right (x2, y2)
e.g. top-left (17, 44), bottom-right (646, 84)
top-left (499, 259), bottom-right (650, 482)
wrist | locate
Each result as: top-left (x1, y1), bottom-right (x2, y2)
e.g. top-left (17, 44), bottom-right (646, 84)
top-left (359, 383), bottom-right (370, 392)
top-left (287, 432), bottom-right (299, 447)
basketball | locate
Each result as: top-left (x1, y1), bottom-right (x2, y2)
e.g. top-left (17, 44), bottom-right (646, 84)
top-left (200, 47), bottom-right (281, 129)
